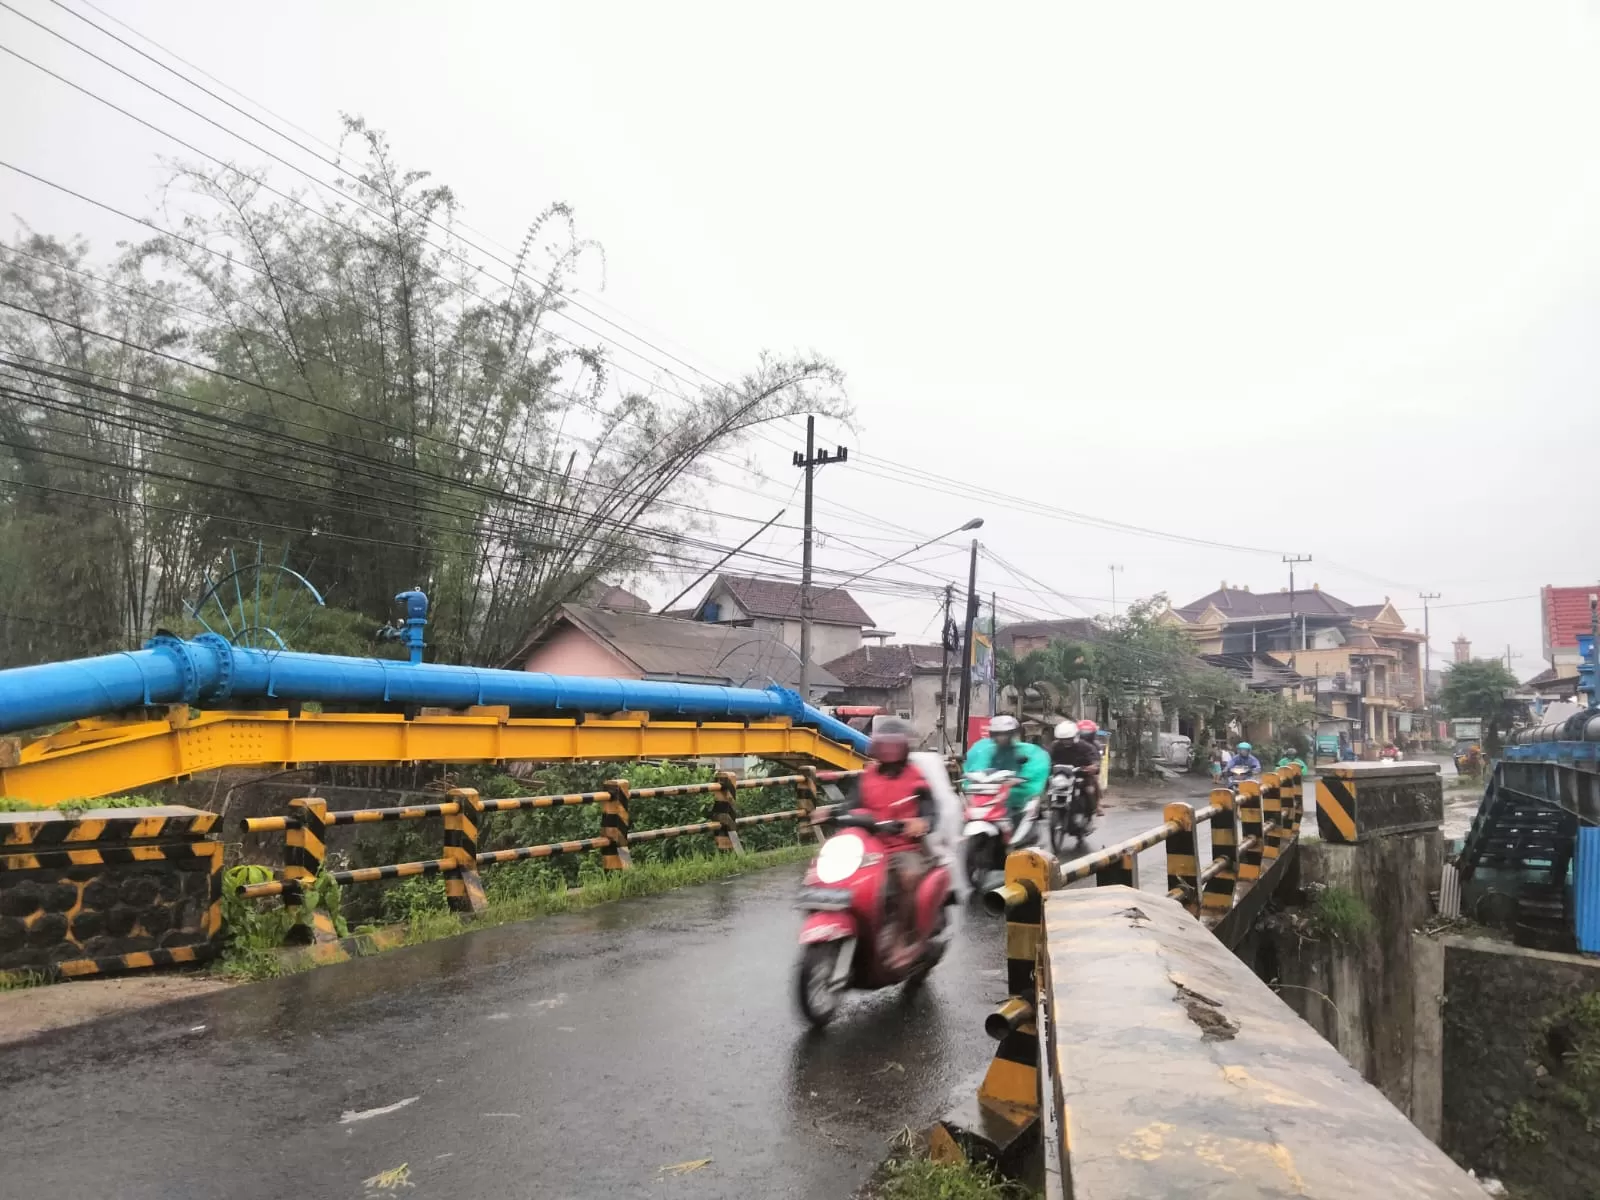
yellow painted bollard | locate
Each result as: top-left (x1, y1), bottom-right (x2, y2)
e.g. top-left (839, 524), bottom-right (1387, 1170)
top-left (1237, 780), bottom-right (1264, 883)
top-left (443, 788), bottom-right (488, 915)
top-left (794, 766), bottom-right (821, 844)
top-left (712, 771), bottom-right (745, 854)
top-left (1201, 788), bottom-right (1238, 918)
top-left (1261, 771), bottom-right (1284, 862)
top-left (1094, 851), bottom-right (1139, 888)
top-left (601, 779), bottom-right (634, 871)
top-left (285, 797), bottom-right (338, 942)
top-left (1163, 802), bottom-right (1200, 915)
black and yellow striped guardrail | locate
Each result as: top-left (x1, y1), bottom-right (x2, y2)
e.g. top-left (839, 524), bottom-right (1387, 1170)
top-left (0, 804), bottom-right (224, 979)
top-left (940, 765), bottom-right (1305, 1168)
top-left (237, 766), bottom-right (862, 942)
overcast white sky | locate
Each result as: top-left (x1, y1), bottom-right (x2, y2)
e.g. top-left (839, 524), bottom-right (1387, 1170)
top-left (3, 1), bottom-right (1599, 675)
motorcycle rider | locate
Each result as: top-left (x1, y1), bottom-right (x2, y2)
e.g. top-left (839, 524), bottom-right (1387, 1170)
top-left (1049, 719), bottom-right (1104, 816)
top-left (837, 717), bottom-right (937, 969)
top-left (1227, 740), bottom-right (1262, 775)
top-left (964, 714), bottom-right (1050, 827)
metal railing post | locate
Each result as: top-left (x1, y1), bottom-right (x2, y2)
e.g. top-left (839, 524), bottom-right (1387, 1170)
top-left (794, 765), bottom-right (821, 843)
top-left (601, 779), bottom-right (634, 870)
top-left (284, 797), bottom-right (337, 941)
top-left (1164, 802), bottom-right (1200, 915)
top-left (1237, 780), bottom-right (1264, 883)
top-left (1285, 763), bottom-right (1304, 838)
top-left (1094, 851), bottom-right (1139, 889)
top-left (1261, 771), bottom-right (1284, 863)
top-left (1201, 788), bottom-right (1238, 917)
top-left (283, 797), bottom-right (327, 885)
top-left (712, 771), bottom-right (746, 854)
top-left (442, 788), bottom-right (487, 914)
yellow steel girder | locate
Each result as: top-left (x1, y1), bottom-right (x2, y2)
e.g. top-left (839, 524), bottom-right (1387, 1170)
top-left (0, 708), bottom-right (865, 806)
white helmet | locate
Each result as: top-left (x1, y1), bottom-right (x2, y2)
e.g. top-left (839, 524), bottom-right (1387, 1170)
top-left (989, 714), bottom-right (1020, 736)
top-left (1054, 720), bottom-right (1079, 740)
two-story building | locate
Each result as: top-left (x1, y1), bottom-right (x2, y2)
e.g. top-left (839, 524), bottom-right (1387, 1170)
top-left (1171, 583), bottom-right (1427, 753)
top-left (821, 642), bottom-right (949, 748)
top-left (685, 574), bottom-right (875, 669)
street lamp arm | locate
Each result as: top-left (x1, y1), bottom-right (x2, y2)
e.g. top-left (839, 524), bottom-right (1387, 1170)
top-left (808, 517), bottom-right (983, 606)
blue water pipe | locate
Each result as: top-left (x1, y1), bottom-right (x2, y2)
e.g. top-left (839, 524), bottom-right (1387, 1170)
top-left (0, 635), bottom-right (869, 752)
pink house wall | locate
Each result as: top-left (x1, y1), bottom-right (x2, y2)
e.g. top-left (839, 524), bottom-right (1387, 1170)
top-left (523, 625), bottom-right (639, 678)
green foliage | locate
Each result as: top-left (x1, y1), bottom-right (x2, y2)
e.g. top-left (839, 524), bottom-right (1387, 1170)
top-left (217, 864), bottom-right (349, 978)
top-left (876, 1156), bottom-right (1034, 1200)
top-left (0, 123), bottom-right (850, 669)
top-left (0, 967), bottom-right (46, 990)
top-left (1308, 886), bottom-right (1376, 942)
top-left (160, 593), bottom-right (394, 658)
top-left (1505, 1101), bottom-right (1547, 1147)
top-left (0, 794), bottom-right (164, 812)
top-left (1439, 659), bottom-right (1521, 748)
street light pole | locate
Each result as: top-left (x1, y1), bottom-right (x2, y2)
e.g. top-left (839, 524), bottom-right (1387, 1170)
top-left (939, 584), bottom-right (954, 754)
top-left (956, 538), bottom-right (981, 749)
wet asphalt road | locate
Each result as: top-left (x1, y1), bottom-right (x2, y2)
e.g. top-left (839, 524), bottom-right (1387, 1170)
top-left (2, 796), bottom-right (1185, 1200)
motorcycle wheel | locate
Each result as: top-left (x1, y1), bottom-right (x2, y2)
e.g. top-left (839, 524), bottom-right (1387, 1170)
top-left (796, 942), bottom-right (845, 1028)
top-left (903, 908), bottom-right (948, 991)
top-left (965, 836), bottom-right (993, 894)
top-left (1048, 809), bottom-right (1073, 857)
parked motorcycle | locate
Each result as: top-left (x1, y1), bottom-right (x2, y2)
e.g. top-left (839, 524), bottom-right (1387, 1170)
top-left (794, 812), bottom-right (954, 1028)
top-left (1044, 764), bottom-right (1095, 855)
top-left (960, 769), bottom-right (1042, 892)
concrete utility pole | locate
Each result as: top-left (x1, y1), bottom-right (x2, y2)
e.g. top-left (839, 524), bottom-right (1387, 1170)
top-left (1283, 554), bottom-right (1312, 659)
top-left (792, 415), bottom-right (847, 699)
top-left (939, 584), bottom-right (954, 754)
top-left (1419, 592), bottom-right (1440, 707)
top-left (989, 590), bottom-right (998, 718)
top-left (956, 539), bottom-right (981, 749)
top-left (1109, 564), bottom-right (1124, 617)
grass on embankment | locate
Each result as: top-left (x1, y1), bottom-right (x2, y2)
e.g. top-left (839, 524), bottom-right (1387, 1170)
top-left (217, 843), bottom-right (817, 982)
top-left (867, 1155), bottom-right (1037, 1200)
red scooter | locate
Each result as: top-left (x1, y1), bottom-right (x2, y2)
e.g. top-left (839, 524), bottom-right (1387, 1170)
top-left (960, 769), bottom-right (1041, 892)
top-left (794, 812), bottom-right (954, 1028)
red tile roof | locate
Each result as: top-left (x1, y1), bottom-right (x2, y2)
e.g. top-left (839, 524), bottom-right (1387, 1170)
top-left (823, 643), bottom-right (944, 689)
top-left (1542, 585), bottom-right (1600, 651)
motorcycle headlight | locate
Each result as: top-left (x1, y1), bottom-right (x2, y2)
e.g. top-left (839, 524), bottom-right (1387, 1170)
top-left (816, 833), bottom-right (866, 884)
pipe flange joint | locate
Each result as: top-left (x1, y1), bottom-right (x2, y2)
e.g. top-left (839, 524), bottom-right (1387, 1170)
top-left (147, 633), bottom-right (202, 704)
top-left (193, 632), bottom-right (234, 702)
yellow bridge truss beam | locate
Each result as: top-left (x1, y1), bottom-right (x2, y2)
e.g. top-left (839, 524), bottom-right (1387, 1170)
top-left (0, 707), bottom-right (866, 806)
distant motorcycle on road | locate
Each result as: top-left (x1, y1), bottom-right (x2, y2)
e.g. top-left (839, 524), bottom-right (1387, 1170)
top-left (1044, 764), bottom-right (1095, 855)
top-left (960, 769), bottom-right (1042, 892)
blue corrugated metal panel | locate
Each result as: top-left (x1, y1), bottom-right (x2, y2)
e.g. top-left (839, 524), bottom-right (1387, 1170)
top-left (1574, 827), bottom-right (1600, 954)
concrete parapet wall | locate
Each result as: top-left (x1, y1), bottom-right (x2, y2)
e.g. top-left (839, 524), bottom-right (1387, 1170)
top-left (1263, 832), bottom-right (1442, 1113)
top-left (1423, 934), bottom-right (1600, 1199)
top-left (1040, 885), bottom-right (1477, 1199)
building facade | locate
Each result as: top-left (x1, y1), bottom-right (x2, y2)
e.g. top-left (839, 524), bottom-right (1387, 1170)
top-left (689, 574), bottom-right (874, 669)
top-left (1172, 584), bottom-right (1427, 752)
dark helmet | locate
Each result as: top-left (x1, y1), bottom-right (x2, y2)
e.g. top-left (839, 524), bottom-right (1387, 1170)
top-left (869, 716), bottom-right (913, 765)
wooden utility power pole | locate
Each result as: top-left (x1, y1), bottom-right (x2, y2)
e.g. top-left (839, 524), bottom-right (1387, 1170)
top-left (792, 416), bottom-right (847, 699)
top-left (1283, 554), bottom-right (1312, 662)
top-left (1419, 592), bottom-right (1440, 708)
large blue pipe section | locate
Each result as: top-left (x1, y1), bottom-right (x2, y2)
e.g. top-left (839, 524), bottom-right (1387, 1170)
top-left (0, 633), bottom-right (871, 753)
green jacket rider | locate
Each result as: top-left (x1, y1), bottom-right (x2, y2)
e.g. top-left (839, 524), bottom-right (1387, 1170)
top-left (963, 714), bottom-right (1050, 821)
